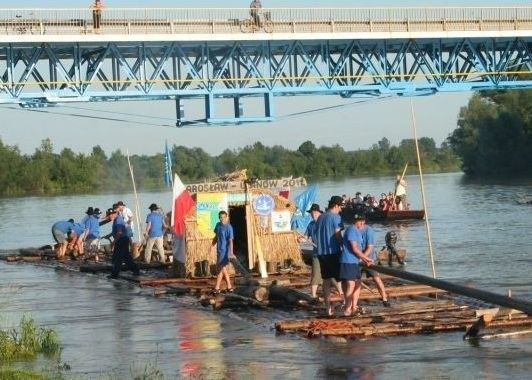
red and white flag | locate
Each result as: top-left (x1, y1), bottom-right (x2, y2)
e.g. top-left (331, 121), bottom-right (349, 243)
top-left (279, 186), bottom-right (290, 199)
top-left (171, 173), bottom-right (195, 236)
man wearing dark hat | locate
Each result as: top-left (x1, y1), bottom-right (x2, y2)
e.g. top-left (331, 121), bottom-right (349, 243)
top-left (314, 195), bottom-right (345, 316)
top-left (84, 208), bottom-right (102, 261)
top-left (144, 203), bottom-right (168, 263)
top-left (340, 213), bottom-right (371, 316)
top-left (81, 207), bottom-right (94, 225)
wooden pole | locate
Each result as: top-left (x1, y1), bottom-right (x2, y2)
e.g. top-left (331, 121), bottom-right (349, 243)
top-left (410, 100), bottom-right (437, 278)
top-left (368, 265), bottom-right (532, 315)
top-left (126, 150), bottom-right (142, 245)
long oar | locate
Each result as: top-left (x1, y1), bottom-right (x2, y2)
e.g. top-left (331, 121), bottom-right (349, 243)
top-left (230, 256), bottom-right (251, 278)
top-left (370, 265), bottom-right (532, 316)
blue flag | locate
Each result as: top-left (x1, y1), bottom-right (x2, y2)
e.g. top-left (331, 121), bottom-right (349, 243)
top-left (291, 184), bottom-right (318, 232)
top-left (164, 141), bottom-right (173, 188)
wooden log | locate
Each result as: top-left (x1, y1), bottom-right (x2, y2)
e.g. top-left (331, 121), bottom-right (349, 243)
top-left (268, 284), bottom-right (315, 305)
top-left (5, 256), bottom-right (23, 262)
top-left (369, 265), bottom-right (532, 315)
top-left (234, 277), bottom-right (261, 287)
top-left (199, 293), bottom-right (268, 310)
top-left (153, 284), bottom-right (188, 297)
top-left (475, 307), bottom-right (520, 319)
top-left (79, 263), bottom-right (113, 273)
top-left (234, 286), bottom-right (269, 302)
top-left (139, 278), bottom-right (209, 287)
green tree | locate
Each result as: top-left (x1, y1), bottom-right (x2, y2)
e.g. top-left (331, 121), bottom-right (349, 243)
top-left (448, 90), bottom-right (532, 177)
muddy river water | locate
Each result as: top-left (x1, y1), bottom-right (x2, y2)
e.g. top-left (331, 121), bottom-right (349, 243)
top-left (1, 172), bottom-right (531, 378)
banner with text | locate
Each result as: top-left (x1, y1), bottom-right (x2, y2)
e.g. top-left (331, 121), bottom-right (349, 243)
top-left (196, 193), bottom-right (228, 238)
top-left (186, 177), bottom-right (307, 193)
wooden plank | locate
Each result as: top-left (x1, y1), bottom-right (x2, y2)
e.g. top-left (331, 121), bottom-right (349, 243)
top-left (475, 307), bottom-right (521, 319)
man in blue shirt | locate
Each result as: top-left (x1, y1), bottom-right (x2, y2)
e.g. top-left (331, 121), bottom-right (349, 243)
top-left (144, 203), bottom-right (167, 263)
top-left (84, 208), bottom-right (102, 261)
top-left (52, 219), bottom-right (75, 259)
top-left (212, 210), bottom-right (234, 294)
top-left (299, 203), bottom-right (323, 299)
top-left (68, 221), bottom-right (87, 258)
top-left (314, 195), bottom-right (345, 316)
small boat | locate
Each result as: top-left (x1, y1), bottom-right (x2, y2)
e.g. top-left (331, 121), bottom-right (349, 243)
top-left (341, 204), bottom-right (424, 223)
top-left (365, 209), bottom-right (425, 222)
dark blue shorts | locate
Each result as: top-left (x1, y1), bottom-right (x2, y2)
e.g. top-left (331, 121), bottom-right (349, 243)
top-left (317, 254), bottom-right (340, 280)
top-left (339, 263), bottom-right (361, 281)
top-left (217, 252), bottom-right (229, 267)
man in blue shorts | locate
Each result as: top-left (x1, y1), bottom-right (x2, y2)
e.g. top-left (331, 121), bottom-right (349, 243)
top-left (52, 219), bottom-right (75, 259)
top-left (212, 210), bottom-right (234, 294)
top-left (314, 195), bottom-right (344, 316)
top-left (341, 214), bottom-right (374, 316)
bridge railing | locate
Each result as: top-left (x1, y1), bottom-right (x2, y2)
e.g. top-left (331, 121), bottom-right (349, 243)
top-left (0, 7), bottom-right (530, 36)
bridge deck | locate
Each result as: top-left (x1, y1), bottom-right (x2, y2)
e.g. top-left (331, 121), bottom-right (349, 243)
top-left (0, 7), bottom-right (530, 40)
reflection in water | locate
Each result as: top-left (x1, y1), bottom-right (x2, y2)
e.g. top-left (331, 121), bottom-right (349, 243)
top-left (176, 309), bottom-right (227, 378)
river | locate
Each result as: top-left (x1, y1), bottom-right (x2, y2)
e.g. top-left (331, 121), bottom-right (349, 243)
top-left (1, 172), bottom-right (531, 378)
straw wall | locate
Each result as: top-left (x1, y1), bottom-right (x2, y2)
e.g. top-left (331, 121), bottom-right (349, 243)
top-left (183, 187), bottom-right (302, 277)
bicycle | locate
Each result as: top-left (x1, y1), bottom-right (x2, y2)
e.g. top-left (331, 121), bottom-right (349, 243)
top-left (13, 15), bottom-right (34, 35)
top-left (240, 13), bottom-right (273, 33)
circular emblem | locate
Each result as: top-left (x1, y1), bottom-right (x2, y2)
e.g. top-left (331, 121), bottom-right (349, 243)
top-left (252, 194), bottom-right (274, 216)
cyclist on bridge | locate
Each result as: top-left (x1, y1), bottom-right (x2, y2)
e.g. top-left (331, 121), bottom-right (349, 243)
top-left (250, 0), bottom-right (262, 28)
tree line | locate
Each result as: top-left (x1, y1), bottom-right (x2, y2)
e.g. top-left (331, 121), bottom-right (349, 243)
top-left (0, 136), bottom-right (459, 198)
top-left (448, 89), bottom-right (532, 177)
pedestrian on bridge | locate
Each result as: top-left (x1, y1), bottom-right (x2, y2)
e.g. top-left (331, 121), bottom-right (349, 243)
top-left (91, 0), bottom-right (104, 30)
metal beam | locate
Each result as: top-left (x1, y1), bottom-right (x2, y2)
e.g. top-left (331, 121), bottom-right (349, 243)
top-left (0, 37), bottom-right (531, 123)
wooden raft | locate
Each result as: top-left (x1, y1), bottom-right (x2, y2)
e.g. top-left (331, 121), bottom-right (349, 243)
top-left (275, 300), bottom-right (532, 338)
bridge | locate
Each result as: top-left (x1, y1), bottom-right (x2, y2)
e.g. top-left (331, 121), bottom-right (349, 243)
top-left (0, 7), bottom-right (531, 124)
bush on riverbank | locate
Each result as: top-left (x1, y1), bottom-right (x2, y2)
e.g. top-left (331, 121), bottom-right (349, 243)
top-left (0, 316), bottom-right (60, 362)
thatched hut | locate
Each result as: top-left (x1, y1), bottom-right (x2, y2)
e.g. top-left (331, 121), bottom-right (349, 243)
top-left (182, 170), bottom-right (305, 277)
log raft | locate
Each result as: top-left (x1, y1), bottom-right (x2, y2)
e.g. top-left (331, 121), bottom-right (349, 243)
top-left (4, 248), bottom-right (532, 340)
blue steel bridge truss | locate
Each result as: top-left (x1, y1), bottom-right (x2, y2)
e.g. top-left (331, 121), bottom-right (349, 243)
top-left (0, 36), bottom-right (531, 124)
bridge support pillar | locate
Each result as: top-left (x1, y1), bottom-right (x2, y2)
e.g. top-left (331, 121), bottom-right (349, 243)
top-left (205, 93), bottom-right (214, 121)
top-left (264, 92), bottom-right (274, 118)
top-left (175, 98), bottom-right (184, 127)
top-left (234, 96), bottom-right (243, 119)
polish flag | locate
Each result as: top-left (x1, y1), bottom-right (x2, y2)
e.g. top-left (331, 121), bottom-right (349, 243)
top-left (279, 186), bottom-right (290, 199)
top-left (171, 173), bottom-right (195, 236)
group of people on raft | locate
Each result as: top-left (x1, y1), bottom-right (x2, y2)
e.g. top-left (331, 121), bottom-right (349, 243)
top-left (299, 195), bottom-right (392, 317)
top-left (50, 200), bottom-right (172, 278)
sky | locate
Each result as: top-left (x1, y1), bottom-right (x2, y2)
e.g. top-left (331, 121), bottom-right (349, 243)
top-left (0, 0), bottom-right (528, 156)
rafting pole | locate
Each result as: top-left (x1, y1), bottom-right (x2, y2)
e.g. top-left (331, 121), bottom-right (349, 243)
top-left (367, 265), bottom-right (532, 316)
top-left (410, 99), bottom-right (437, 278)
top-left (126, 150), bottom-right (142, 245)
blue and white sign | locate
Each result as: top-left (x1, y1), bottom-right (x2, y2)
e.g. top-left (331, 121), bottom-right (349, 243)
top-left (253, 194), bottom-right (274, 216)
